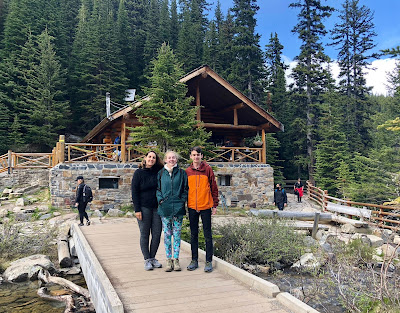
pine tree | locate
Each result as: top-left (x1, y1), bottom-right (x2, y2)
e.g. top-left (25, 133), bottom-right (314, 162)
top-left (0, 98), bottom-right (10, 154)
top-left (9, 114), bottom-right (24, 151)
top-left (22, 28), bottom-right (70, 151)
top-left (330, 0), bottom-right (378, 151)
top-left (265, 133), bottom-right (284, 182)
top-left (228, 0), bottom-right (265, 103)
top-left (143, 0), bottom-right (161, 67)
top-left (129, 43), bottom-right (210, 157)
top-left (169, 0), bottom-right (179, 50)
top-left (159, 0), bottom-right (171, 44)
top-left (289, 0), bottom-right (334, 183)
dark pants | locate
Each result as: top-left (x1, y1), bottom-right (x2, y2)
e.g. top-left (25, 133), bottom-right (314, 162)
top-left (188, 208), bottom-right (213, 262)
top-left (137, 207), bottom-right (162, 260)
top-left (78, 202), bottom-right (89, 223)
top-left (276, 202), bottom-right (285, 211)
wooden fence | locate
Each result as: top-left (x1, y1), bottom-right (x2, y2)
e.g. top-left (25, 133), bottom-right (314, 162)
top-left (0, 151), bottom-right (54, 173)
top-left (307, 181), bottom-right (400, 232)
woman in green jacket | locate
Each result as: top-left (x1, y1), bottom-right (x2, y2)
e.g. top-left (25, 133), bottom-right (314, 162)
top-left (157, 151), bottom-right (188, 272)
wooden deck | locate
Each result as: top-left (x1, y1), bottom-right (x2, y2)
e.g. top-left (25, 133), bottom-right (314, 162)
top-left (80, 219), bottom-right (291, 313)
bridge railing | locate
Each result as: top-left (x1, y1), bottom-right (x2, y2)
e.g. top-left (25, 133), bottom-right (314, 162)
top-left (0, 151), bottom-right (54, 173)
top-left (306, 181), bottom-right (400, 232)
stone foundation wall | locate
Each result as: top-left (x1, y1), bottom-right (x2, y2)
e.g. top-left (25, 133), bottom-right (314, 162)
top-left (50, 162), bottom-right (274, 209)
top-left (0, 169), bottom-right (49, 192)
top-left (211, 163), bottom-right (274, 208)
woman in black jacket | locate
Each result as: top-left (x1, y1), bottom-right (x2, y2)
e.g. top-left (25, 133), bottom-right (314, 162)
top-left (131, 151), bottom-right (164, 271)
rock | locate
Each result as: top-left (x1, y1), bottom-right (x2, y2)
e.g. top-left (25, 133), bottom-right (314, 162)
top-left (53, 212), bottom-right (61, 217)
top-left (256, 265), bottom-right (270, 274)
top-left (242, 263), bottom-right (257, 272)
top-left (351, 234), bottom-right (372, 246)
top-left (321, 243), bottom-right (332, 253)
top-left (66, 267), bottom-right (81, 275)
top-left (292, 253), bottom-right (320, 269)
top-left (380, 244), bottom-right (398, 258)
top-left (14, 213), bottom-right (32, 222)
top-left (341, 223), bottom-right (356, 234)
top-left (39, 213), bottom-right (52, 220)
top-left (93, 209), bottom-right (103, 217)
top-left (2, 188), bottom-right (13, 195)
top-left (290, 287), bottom-right (304, 300)
top-left (382, 229), bottom-right (394, 243)
top-left (12, 206), bottom-right (24, 213)
top-left (102, 203), bottom-right (114, 212)
top-left (3, 255), bottom-right (56, 282)
top-left (125, 211), bottom-right (134, 218)
top-left (315, 229), bottom-right (326, 240)
top-left (394, 235), bottom-right (400, 245)
top-left (106, 209), bottom-right (124, 217)
top-left (303, 236), bottom-right (318, 248)
top-left (367, 235), bottom-right (384, 248)
top-left (0, 208), bottom-right (8, 218)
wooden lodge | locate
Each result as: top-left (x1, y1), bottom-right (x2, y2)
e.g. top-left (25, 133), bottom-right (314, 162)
top-left (76, 65), bottom-right (284, 164)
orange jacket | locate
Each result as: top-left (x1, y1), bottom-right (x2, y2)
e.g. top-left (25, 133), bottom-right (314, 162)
top-left (186, 162), bottom-right (219, 210)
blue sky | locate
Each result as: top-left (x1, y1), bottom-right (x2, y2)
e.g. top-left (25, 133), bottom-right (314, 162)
top-left (214, 0), bottom-right (400, 95)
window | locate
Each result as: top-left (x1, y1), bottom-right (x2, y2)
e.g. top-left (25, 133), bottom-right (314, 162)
top-left (218, 175), bottom-right (232, 186)
top-left (99, 177), bottom-right (119, 189)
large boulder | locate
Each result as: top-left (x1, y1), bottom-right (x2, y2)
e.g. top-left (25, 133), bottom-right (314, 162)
top-left (3, 255), bottom-right (56, 282)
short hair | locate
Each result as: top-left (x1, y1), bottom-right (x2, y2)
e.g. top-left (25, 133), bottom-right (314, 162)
top-left (164, 150), bottom-right (179, 161)
top-left (190, 146), bottom-right (202, 154)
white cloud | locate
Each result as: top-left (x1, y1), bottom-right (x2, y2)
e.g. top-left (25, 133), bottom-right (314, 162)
top-left (282, 55), bottom-right (398, 96)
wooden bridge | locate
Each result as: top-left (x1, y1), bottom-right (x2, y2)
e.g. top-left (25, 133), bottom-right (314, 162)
top-left (70, 219), bottom-right (318, 313)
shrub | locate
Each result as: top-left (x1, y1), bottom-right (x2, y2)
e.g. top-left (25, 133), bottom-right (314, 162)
top-left (213, 218), bottom-right (307, 269)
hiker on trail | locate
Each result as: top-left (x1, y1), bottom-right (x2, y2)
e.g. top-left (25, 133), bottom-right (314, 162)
top-left (186, 146), bottom-right (219, 273)
top-left (131, 151), bottom-right (164, 271)
top-left (273, 183), bottom-right (287, 211)
top-left (156, 151), bottom-right (188, 272)
top-left (75, 176), bottom-right (91, 226)
top-left (294, 178), bottom-right (304, 203)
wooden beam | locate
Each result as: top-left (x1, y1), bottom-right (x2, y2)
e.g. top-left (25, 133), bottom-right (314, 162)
top-left (196, 80), bottom-right (201, 121)
top-left (59, 135), bottom-right (65, 163)
top-left (218, 102), bottom-right (244, 113)
top-left (233, 108), bottom-right (238, 126)
top-left (121, 122), bottom-right (126, 163)
top-left (202, 123), bottom-right (259, 130)
top-left (261, 129), bottom-right (266, 163)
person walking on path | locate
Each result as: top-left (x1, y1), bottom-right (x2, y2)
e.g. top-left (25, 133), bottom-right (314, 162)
top-left (185, 146), bottom-right (219, 273)
top-left (75, 176), bottom-right (91, 226)
top-left (294, 178), bottom-right (304, 203)
top-left (131, 151), bottom-right (164, 271)
top-left (157, 151), bottom-right (188, 272)
top-left (273, 183), bottom-right (287, 211)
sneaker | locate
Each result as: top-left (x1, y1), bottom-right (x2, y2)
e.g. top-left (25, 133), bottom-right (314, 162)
top-left (204, 261), bottom-right (213, 273)
top-left (187, 260), bottom-right (199, 271)
top-left (86, 220), bottom-right (91, 226)
top-left (173, 259), bottom-right (181, 271)
top-left (151, 258), bottom-right (162, 268)
top-left (144, 259), bottom-right (154, 271)
top-left (165, 259), bottom-right (174, 272)
top-left (78, 223), bottom-right (84, 226)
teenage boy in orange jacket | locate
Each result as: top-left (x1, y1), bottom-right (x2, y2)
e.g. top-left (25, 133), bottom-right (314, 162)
top-left (185, 146), bottom-right (219, 272)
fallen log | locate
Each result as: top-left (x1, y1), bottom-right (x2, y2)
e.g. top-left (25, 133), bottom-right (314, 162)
top-left (38, 268), bottom-right (90, 299)
top-left (37, 287), bottom-right (74, 313)
top-left (58, 237), bottom-right (73, 268)
top-left (250, 209), bottom-right (332, 222)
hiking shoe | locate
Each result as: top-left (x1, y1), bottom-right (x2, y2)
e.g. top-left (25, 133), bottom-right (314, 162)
top-left (173, 259), bottom-right (181, 271)
top-left (144, 259), bottom-right (154, 271)
top-left (78, 223), bottom-right (84, 226)
top-left (204, 261), bottom-right (213, 273)
top-left (151, 258), bottom-right (162, 268)
top-left (165, 259), bottom-right (174, 272)
top-left (86, 220), bottom-right (91, 226)
top-left (187, 260), bottom-right (199, 271)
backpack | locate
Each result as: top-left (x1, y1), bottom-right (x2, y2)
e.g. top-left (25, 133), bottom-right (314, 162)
top-left (82, 184), bottom-right (93, 203)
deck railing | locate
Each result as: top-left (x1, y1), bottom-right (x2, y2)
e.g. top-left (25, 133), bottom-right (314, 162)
top-left (206, 147), bottom-right (262, 163)
top-left (0, 151), bottom-right (54, 173)
top-left (307, 181), bottom-right (400, 232)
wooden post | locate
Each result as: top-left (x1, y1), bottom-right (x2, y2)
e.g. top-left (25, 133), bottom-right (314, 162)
top-left (196, 80), bottom-right (201, 121)
top-left (261, 129), bottom-right (266, 163)
top-left (121, 122), bottom-right (126, 163)
top-left (67, 145), bottom-right (71, 162)
top-left (59, 135), bottom-right (65, 163)
top-left (7, 150), bottom-right (12, 174)
top-left (51, 148), bottom-right (55, 166)
top-left (312, 212), bottom-right (320, 239)
top-left (233, 108), bottom-right (238, 126)
top-left (323, 190), bottom-right (328, 211)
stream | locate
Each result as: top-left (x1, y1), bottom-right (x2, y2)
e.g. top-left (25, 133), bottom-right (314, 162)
top-left (0, 275), bottom-right (87, 313)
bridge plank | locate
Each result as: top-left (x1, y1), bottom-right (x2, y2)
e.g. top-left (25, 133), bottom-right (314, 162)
top-left (81, 219), bottom-right (291, 313)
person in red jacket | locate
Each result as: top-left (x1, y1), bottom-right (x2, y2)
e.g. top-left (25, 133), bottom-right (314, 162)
top-left (185, 146), bottom-right (219, 272)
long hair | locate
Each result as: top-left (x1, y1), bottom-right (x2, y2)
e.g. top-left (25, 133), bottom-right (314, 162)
top-left (139, 151), bottom-right (164, 170)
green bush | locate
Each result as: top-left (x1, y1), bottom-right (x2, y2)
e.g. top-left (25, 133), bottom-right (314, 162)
top-left (213, 218), bottom-right (307, 269)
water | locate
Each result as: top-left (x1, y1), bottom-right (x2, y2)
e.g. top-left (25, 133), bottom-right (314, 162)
top-left (258, 269), bottom-right (345, 313)
top-left (0, 276), bottom-right (87, 313)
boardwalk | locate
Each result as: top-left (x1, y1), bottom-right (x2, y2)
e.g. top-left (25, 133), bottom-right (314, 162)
top-left (80, 219), bottom-right (291, 313)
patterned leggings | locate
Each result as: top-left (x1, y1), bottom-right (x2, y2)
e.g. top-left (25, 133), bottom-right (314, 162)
top-left (161, 216), bottom-right (183, 259)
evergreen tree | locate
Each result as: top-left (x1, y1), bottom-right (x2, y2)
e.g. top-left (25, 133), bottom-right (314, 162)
top-left (265, 133), bottom-right (284, 182)
top-left (159, 0), bottom-right (171, 44)
top-left (330, 0), bottom-right (378, 150)
top-left (228, 0), bottom-right (265, 103)
top-left (143, 0), bottom-right (161, 67)
top-left (169, 0), bottom-right (179, 50)
top-left (289, 0), bottom-right (334, 183)
top-left (9, 114), bottom-right (24, 151)
top-left (22, 28), bottom-right (70, 151)
top-left (0, 97), bottom-right (10, 154)
top-left (129, 43), bottom-right (210, 157)
top-left (219, 11), bottom-right (235, 79)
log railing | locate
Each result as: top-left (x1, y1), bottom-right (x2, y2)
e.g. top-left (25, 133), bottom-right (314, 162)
top-left (0, 151), bottom-right (54, 173)
top-left (206, 147), bottom-right (263, 163)
top-left (0, 153), bottom-right (8, 173)
top-left (306, 181), bottom-right (400, 232)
